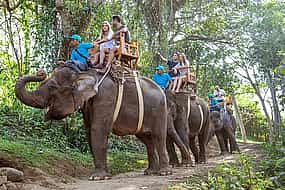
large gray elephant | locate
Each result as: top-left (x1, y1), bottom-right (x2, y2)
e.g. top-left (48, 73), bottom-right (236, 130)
top-left (15, 65), bottom-right (171, 180)
top-left (208, 110), bottom-right (240, 154)
top-left (166, 92), bottom-right (210, 165)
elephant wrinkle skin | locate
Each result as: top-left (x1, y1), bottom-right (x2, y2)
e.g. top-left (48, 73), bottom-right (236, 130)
top-left (166, 91), bottom-right (211, 166)
top-left (15, 66), bottom-right (172, 179)
top-left (209, 111), bottom-right (240, 154)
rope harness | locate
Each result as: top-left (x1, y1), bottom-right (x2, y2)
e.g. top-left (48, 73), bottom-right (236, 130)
top-left (112, 74), bottom-right (124, 123)
top-left (133, 71), bottom-right (144, 134)
top-left (187, 96), bottom-right (204, 132)
top-left (110, 68), bottom-right (144, 134)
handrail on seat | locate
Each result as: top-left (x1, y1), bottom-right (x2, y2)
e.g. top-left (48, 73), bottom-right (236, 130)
top-left (115, 32), bottom-right (139, 70)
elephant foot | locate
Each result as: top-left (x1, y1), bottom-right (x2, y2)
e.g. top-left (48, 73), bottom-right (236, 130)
top-left (88, 170), bottom-right (111, 181)
top-left (182, 163), bottom-right (195, 167)
top-left (169, 161), bottom-right (180, 168)
top-left (181, 160), bottom-right (195, 167)
top-left (144, 167), bottom-right (158, 175)
top-left (220, 151), bottom-right (230, 156)
top-left (171, 163), bottom-right (181, 168)
top-left (198, 158), bottom-right (207, 164)
top-left (198, 160), bottom-right (206, 164)
top-left (158, 167), bottom-right (172, 176)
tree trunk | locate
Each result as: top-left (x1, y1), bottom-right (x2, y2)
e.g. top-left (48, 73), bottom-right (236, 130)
top-left (231, 92), bottom-right (247, 143)
top-left (243, 67), bottom-right (273, 142)
top-left (266, 71), bottom-right (281, 138)
top-left (255, 90), bottom-right (274, 142)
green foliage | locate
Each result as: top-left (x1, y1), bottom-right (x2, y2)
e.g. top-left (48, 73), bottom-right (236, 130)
top-left (207, 154), bottom-right (273, 190)
top-left (108, 151), bottom-right (147, 175)
top-left (260, 143), bottom-right (285, 188)
top-left (0, 137), bottom-right (146, 175)
top-left (236, 94), bottom-right (268, 141)
top-left (169, 154), bottom-right (274, 190)
top-left (0, 104), bottom-right (145, 154)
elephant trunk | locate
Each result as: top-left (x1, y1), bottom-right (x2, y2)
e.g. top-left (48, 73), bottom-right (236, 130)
top-left (15, 72), bottom-right (47, 109)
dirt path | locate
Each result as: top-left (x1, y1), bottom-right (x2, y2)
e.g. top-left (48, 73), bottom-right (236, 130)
top-left (61, 143), bottom-right (261, 190)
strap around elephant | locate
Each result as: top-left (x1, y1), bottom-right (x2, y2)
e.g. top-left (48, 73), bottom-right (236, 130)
top-left (198, 104), bottom-right (204, 132)
top-left (187, 95), bottom-right (191, 120)
top-left (112, 74), bottom-right (124, 123)
top-left (133, 71), bottom-right (144, 134)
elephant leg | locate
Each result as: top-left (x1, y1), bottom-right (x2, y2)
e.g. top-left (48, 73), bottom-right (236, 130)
top-left (189, 136), bottom-right (199, 164)
top-left (137, 134), bottom-right (159, 175)
top-left (207, 129), bottom-right (215, 145)
top-left (198, 134), bottom-right (207, 164)
top-left (83, 112), bottom-right (93, 155)
top-left (174, 122), bottom-right (192, 166)
top-left (89, 122), bottom-right (111, 180)
top-left (229, 138), bottom-right (235, 153)
top-left (223, 136), bottom-right (229, 152)
top-left (152, 133), bottom-right (172, 176)
top-left (215, 131), bottom-right (228, 155)
top-left (168, 126), bottom-right (192, 166)
top-left (166, 137), bottom-right (179, 167)
top-left (224, 126), bottom-right (240, 153)
top-left (85, 126), bottom-right (93, 155)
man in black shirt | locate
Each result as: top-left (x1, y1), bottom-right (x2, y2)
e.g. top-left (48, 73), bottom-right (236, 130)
top-left (158, 52), bottom-right (180, 78)
top-left (102, 15), bottom-right (131, 72)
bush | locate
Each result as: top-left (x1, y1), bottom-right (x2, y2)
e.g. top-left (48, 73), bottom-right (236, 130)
top-left (260, 143), bottom-right (285, 188)
top-left (0, 104), bottom-right (145, 154)
top-left (169, 154), bottom-right (274, 190)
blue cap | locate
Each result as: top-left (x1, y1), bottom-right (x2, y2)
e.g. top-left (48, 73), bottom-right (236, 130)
top-left (155, 65), bottom-right (164, 71)
top-left (67, 34), bottom-right (81, 42)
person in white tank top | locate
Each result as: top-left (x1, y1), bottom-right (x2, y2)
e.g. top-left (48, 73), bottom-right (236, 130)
top-left (93, 21), bottom-right (114, 69)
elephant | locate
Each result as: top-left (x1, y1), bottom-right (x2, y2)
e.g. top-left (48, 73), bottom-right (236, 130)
top-left (166, 94), bottom-right (192, 166)
top-left (15, 65), bottom-right (172, 180)
top-left (208, 110), bottom-right (240, 154)
top-left (166, 92), bottom-right (211, 166)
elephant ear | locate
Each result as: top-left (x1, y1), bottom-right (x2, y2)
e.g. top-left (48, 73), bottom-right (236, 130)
top-left (74, 73), bottom-right (97, 108)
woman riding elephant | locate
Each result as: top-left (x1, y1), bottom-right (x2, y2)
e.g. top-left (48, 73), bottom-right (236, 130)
top-left (208, 109), bottom-right (240, 154)
top-left (166, 91), bottom-right (211, 165)
top-left (15, 65), bottom-right (171, 180)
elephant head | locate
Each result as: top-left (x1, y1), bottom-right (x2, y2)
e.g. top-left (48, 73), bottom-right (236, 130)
top-left (210, 111), bottom-right (223, 131)
top-left (15, 66), bottom-right (98, 121)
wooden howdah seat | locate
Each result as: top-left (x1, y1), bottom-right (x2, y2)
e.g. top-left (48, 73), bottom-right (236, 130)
top-left (115, 32), bottom-right (139, 70)
top-left (181, 72), bottom-right (196, 92)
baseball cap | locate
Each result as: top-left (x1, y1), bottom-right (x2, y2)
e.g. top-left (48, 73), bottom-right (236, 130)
top-left (67, 34), bottom-right (81, 42)
top-left (155, 65), bottom-right (164, 71)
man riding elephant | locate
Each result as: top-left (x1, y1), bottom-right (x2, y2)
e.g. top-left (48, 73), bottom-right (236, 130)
top-left (208, 109), bottom-right (240, 154)
top-left (166, 91), bottom-right (211, 165)
top-left (15, 65), bottom-right (172, 180)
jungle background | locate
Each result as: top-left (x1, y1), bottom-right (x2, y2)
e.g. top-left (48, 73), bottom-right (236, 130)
top-left (0, 0), bottom-right (285, 189)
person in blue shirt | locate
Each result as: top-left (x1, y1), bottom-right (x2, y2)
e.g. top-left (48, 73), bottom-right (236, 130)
top-left (208, 93), bottom-right (221, 112)
top-left (152, 65), bottom-right (171, 90)
top-left (67, 34), bottom-right (94, 70)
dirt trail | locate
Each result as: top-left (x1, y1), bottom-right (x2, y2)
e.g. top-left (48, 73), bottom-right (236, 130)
top-left (61, 143), bottom-right (261, 190)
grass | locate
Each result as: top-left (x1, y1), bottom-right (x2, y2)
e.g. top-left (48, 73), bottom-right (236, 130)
top-left (168, 175), bottom-right (208, 190)
top-left (0, 138), bottom-right (147, 175)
